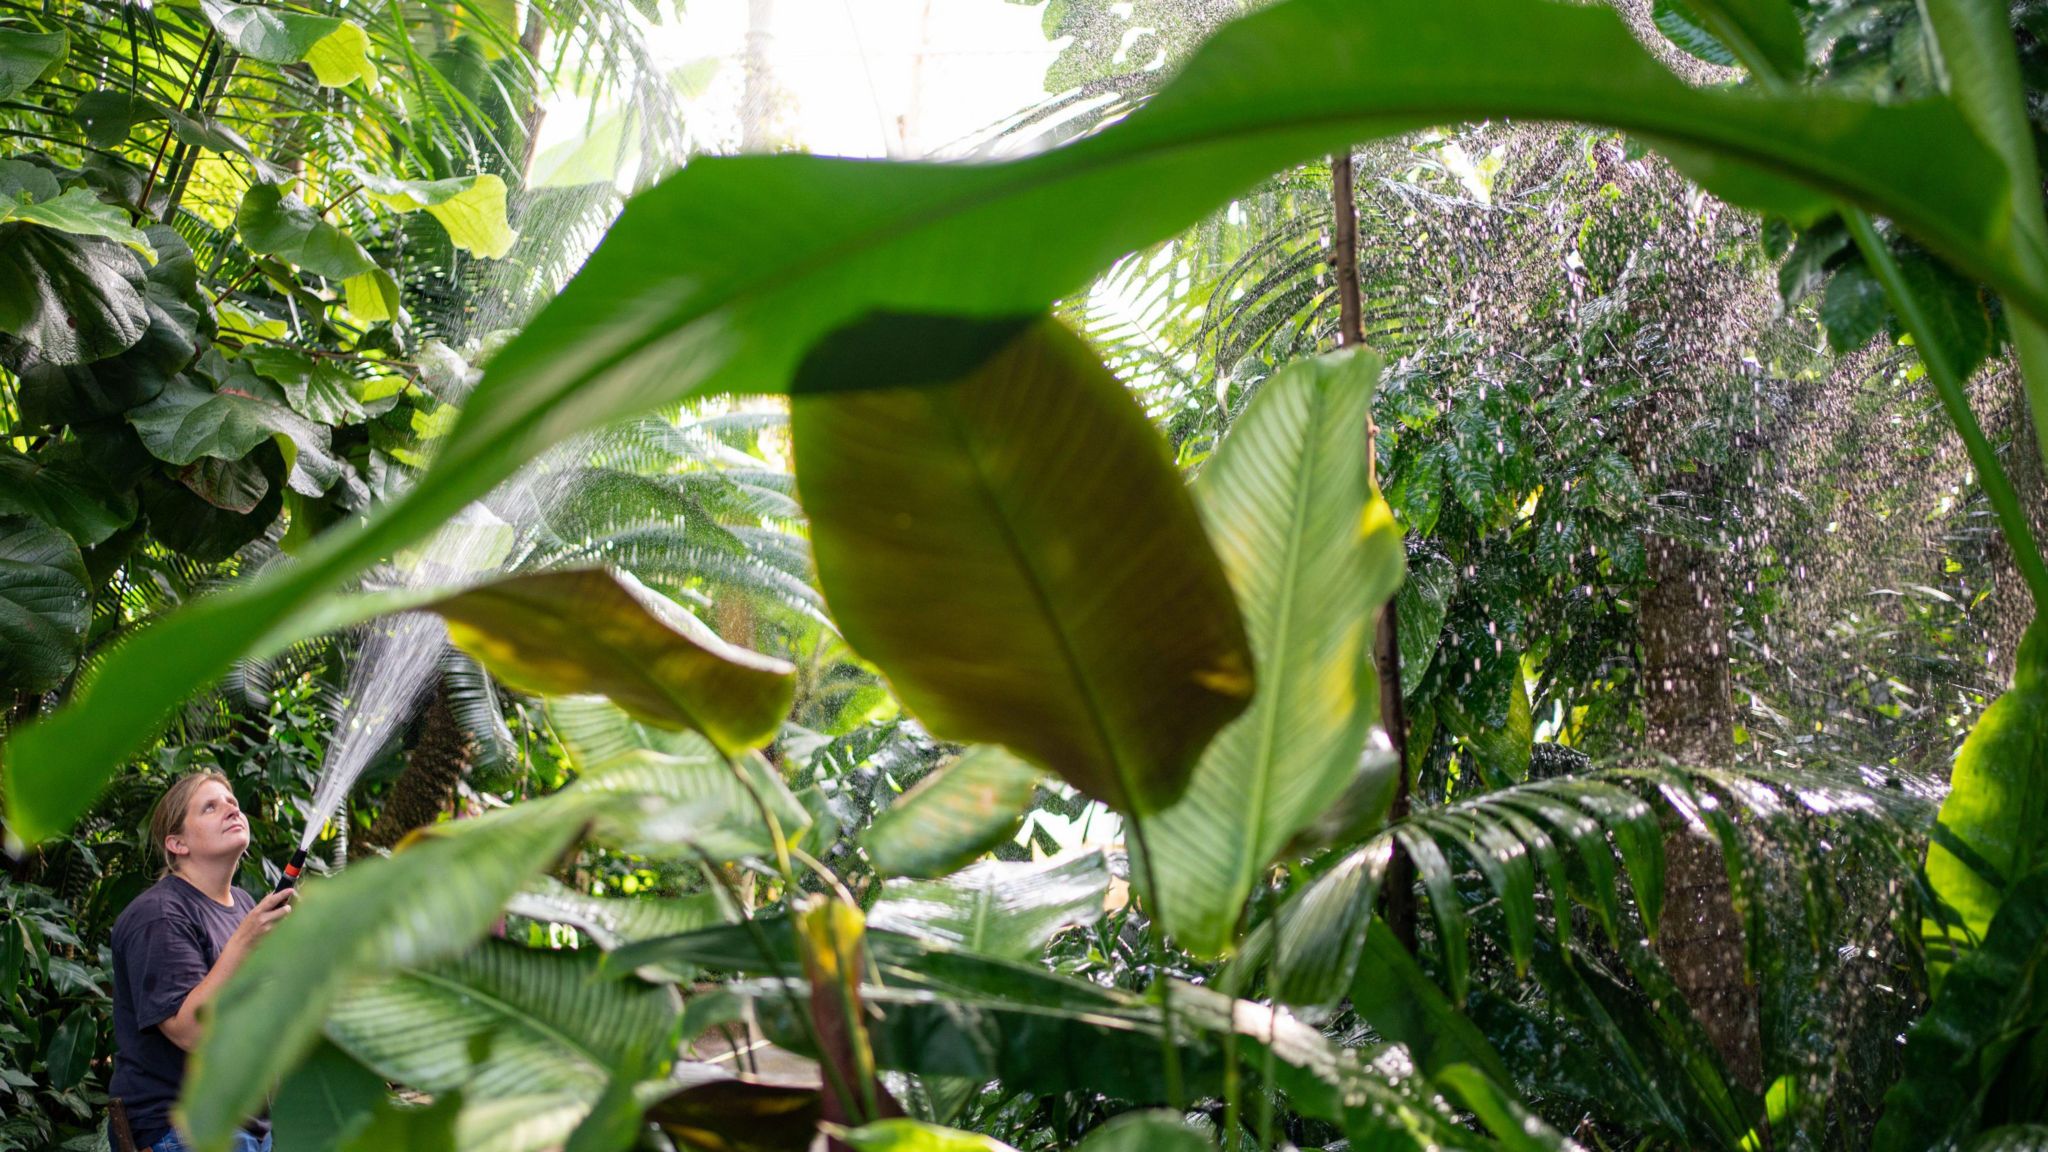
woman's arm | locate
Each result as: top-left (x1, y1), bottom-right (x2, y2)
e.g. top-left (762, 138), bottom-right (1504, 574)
top-left (156, 890), bottom-right (295, 1052)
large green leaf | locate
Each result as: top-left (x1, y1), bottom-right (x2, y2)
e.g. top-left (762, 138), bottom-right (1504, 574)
top-left (425, 569), bottom-right (795, 756)
top-left (860, 746), bottom-right (1043, 879)
top-left (8, 0), bottom-right (2036, 845)
top-left (0, 225), bottom-right (149, 365)
top-left (1137, 349), bottom-right (1403, 955)
top-left (235, 184), bottom-right (378, 281)
top-left (1926, 619), bottom-right (2048, 954)
top-left (0, 29), bottom-right (64, 100)
top-left (327, 940), bottom-right (679, 1102)
top-left (179, 792), bottom-right (613, 1152)
top-left (0, 447), bottom-right (135, 547)
top-left (838, 1121), bottom-right (1019, 1152)
top-left (794, 318), bottom-right (1251, 815)
top-left (0, 516), bottom-right (89, 694)
top-left (126, 374), bottom-right (352, 499)
top-left (1877, 868), bottom-right (2048, 1150)
top-left (865, 852), bottom-right (1108, 963)
top-left (0, 186), bottom-right (155, 256)
top-left (201, 0), bottom-right (375, 86)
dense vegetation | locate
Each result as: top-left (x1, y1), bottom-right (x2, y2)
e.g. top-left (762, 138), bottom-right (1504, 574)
top-left (2, 0), bottom-right (2047, 1150)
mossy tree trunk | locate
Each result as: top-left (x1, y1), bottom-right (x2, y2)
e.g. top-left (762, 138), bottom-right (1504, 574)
top-left (1640, 532), bottom-right (1763, 1091)
top-left (352, 682), bottom-right (476, 859)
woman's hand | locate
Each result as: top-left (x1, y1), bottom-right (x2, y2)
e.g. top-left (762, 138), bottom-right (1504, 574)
top-left (224, 889), bottom-right (294, 958)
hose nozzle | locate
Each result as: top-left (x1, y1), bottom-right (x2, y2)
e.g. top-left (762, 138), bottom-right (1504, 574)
top-left (273, 847), bottom-right (308, 893)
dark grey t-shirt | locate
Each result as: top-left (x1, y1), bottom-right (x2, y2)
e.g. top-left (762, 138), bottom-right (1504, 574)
top-left (109, 875), bottom-right (267, 1148)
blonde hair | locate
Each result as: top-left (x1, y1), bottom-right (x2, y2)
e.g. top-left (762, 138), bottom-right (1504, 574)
top-left (149, 771), bottom-right (234, 877)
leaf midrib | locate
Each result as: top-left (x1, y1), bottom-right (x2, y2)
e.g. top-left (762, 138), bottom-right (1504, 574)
top-left (1230, 381), bottom-right (1333, 923)
top-left (926, 377), bottom-right (1136, 810)
top-left (392, 962), bottom-right (616, 1085)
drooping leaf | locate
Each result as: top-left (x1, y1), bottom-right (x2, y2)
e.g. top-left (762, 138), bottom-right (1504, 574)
top-left (0, 29), bottom-right (64, 100)
top-left (861, 746), bottom-right (1043, 879)
top-left (237, 344), bottom-right (394, 425)
top-left (1140, 350), bottom-right (1403, 954)
top-left (1925, 618), bottom-right (2048, 958)
top-left (1, 186), bottom-right (155, 257)
top-left (69, 92), bottom-right (167, 149)
top-left (1821, 260), bottom-right (1890, 353)
top-left (11, 0), bottom-right (2038, 846)
top-left (0, 225), bottom-right (149, 364)
top-left (795, 317), bottom-right (1251, 815)
top-left (647, 1077), bottom-right (821, 1152)
top-left (1259, 839), bottom-right (1392, 1014)
top-left (1652, 0), bottom-right (1805, 78)
top-left (201, 0), bottom-right (376, 86)
top-left (363, 173), bottom-right (519, 259)
top-left (866, 852), bottom-right (1109, 962)
top-left (425, 568), bottom-right (795, 756)
top-left (1348, 921), bottom-right (1515, 1090)
top-left (0, 516), bottom-right (89, 694)
top-left (126, 374), bottom-right (352, 500)
top-left (43, 1006), bottom-right (94, 1091)
top-left (236, 183), bottom-right (378, 281)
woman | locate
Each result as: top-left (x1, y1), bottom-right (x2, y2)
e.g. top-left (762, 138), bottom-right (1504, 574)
top-left (108, 772), bottom-right (294, 1152)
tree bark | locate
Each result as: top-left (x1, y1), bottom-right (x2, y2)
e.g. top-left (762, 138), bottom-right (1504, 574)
top-left (1640, 533), bottom-right (1763, 1091)
top-left (352, 682), bottom-right (476, 858)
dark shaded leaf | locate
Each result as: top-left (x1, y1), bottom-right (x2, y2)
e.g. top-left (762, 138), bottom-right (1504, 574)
top-left (794, 317), bottom-right (1251, 816)
top-left (0, 516), bottom-right (89, 693)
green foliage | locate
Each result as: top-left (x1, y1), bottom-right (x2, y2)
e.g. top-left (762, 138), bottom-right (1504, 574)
top-left (14, 0), bottom-right (2044, 844)
top-left (1926, 618), bottom-right (2048, 958)
top-left (1879, 868), bottom-right (2048, 1149)
top-left (1137, 349), bottom-right (1402, 956)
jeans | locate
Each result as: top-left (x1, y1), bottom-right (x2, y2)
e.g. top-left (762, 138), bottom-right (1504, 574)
top-left (150, 1131), bottom-right (271, 1152)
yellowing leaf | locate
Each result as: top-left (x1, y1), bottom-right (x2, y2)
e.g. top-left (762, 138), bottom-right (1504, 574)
top-left (364, 173), bottom-right (518, 259)
top-left (303, 21), bottom-right (375, 87)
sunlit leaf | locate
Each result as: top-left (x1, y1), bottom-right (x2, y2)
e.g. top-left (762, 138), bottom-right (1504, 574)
top-left (866, 852), bottom-right (1108, 962)
top-left (1138, 349), bottom-right (1403, 955)
top-left (0, 516), bottom-right (89, 694)
top-left (363, 173), bottom-right (519, 259)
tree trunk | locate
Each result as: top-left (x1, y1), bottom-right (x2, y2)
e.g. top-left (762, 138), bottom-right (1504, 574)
top-left (1640, 534), bottom-right (1763, 1091)
top-left (353, 682), bottom-right (475, 858)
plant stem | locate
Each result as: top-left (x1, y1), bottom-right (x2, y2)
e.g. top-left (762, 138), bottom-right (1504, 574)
top-left (1844, 211), bottom-right (2048, 610)
top-left (1123, 814), bottom-right (1187, 1110)
top-left (1332, 148), bottom-right (1418, 950)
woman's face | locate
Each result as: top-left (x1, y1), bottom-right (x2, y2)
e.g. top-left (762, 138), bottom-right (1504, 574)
top-left (169, 779), bottom-right (250, 866)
